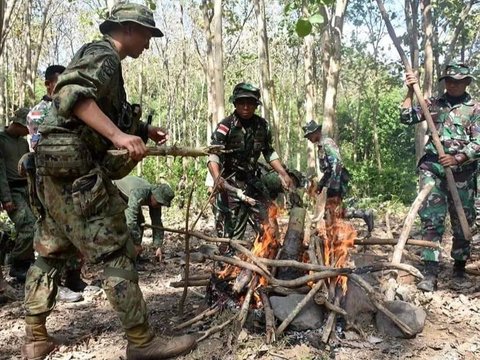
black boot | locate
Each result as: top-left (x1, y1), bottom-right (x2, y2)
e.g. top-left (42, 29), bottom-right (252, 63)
top-left (417, 260), bottom-right (439, 292)
top-left (363, 210), bottom-right (374, 233)
top-left (9, 260), bottom-right (32, 283)
top-left (451, 260), bottom-right (467, 289)
top-left (64, 270), bottom-right (88, 293)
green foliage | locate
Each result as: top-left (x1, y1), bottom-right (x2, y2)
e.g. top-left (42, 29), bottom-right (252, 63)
top-left (295, 18), bottom-right (312, 37)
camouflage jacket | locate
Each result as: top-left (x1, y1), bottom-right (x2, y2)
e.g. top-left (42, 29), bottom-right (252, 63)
top-left (208, 112), bottom-right (279, 181)
top-left (40, 36), bottom-right (149, 160)
top-left (0, 129), bottom-right (29, 202)
top-left (317, 137), bottom-right (345, 193)
top-left (114, 176), bottom-right (164, 246)
top-left (400, 93), bottom-right (480, 175)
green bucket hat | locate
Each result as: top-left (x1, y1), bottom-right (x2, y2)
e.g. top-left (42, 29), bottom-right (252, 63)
top-left (439, 63), bottom-right (475, 82)
top-left (99, 2), bottom-right (164, 38)
top-left (302, 120), bottom-right (321, 138)
top-left (229, 82), bottom-right (262, 105)
top-left (10, 107), bottom-right (30, 127)
top-left (152, 183), bottom-right (174, 207)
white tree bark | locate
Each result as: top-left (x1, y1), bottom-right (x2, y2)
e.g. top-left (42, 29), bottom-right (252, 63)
top-left (212, 0), bottom-right (224, 124)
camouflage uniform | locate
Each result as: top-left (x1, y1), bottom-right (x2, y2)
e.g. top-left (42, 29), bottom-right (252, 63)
top-left (400, 92), bottom-right (480, 262)
top-left (209, 112), bottom-right (279, 240)
top-left (24, 35), bottom-right (151, 331)
top-left (316, 137), bottom-right (349, 198)
top-left (114, 176), bottom-right (174, 248)
top-left (0, 109), bottom-right (35, 270)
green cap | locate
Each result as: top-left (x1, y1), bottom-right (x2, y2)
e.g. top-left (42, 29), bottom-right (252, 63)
top-left (229, 82), bottom-right (262, 105)
top-left (99, 2), bottom-right (164, 38)
top-left (10, 107), bottom-right (30, 127)
top-left (439, 64), bottom-right (475, 82)
top-left (302, 120), bottom-right (321, 138)
top-left (152, 183), bottom-right (174, 207)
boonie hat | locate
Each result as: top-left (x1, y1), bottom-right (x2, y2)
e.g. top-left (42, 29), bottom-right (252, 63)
top-left (100, 2), bottom-right (164, 38)
top-left (229, 82), bottom-right (262, 105)
top-left (151, 183), bottom-right (174, 207)
top-left (439, 64), bottom-right (475, 82)
top-left (302, 120), bottom-right (321, 138)
top-left (10, 107), bottom-right (30, 127)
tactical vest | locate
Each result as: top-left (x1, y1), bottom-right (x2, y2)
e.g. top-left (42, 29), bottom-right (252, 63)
top-left (221, 114), bottom-right (269, 181)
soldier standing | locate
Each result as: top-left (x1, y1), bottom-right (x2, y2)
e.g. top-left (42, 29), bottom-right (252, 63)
top-left (22, 3), bottom-right (196, 360)
top-left (0, 108), bottom-right (35, 282)
top-left (114, 175), bottom-right (174, 262)
top-left (208, 82), bottom-right (294, 241)
top-left (27, 64), bottom-right (87, 302)
top-left (401, 64), bottom-right (480, 292)
top-left (302, 120), bottom-right (374, 233)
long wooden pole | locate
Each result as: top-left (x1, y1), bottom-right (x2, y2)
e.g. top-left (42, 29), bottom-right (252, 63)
top-left (375, 0), bottom-right (471, 242)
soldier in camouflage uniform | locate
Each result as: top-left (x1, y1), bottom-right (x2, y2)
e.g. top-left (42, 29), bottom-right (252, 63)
top-left (114, 176), bottom-right (174, 262)
top-left (208, 82), bottom-right (294, 241)
top-left (0, 108), bottom-right (35, 282)
top-left (26, 64), bottom-right (87, 302)
top-left (302, 120), bottom-right (374, 232)
top-left (22, 3), bottom-right (196, 360)
top-left (401, 64), bottom-right (480, 292)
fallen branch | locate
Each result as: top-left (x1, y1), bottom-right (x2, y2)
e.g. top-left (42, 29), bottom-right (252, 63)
top-left (170, 279), bottom-right (210, 288)
top-left (348, 274), bottom-right (415, 337)
top-left (315, 294), bottom-right (348, 316)
top-left (260, 290), bottom-right (276, 344)
top-left (276, 279), bottom-right (324, 336)
top-left (173, 306), bottom-right (220, 330)
top-left (107, 144), bottom-right (227, 157)
top-left (321, 291), bottom-right (342, 344)
top-left (237, 276), bottom-right (258, 328)
top-left (355, 237), bottom-right (440, 249)
top-left (197, 314), bottom-right (237, 342)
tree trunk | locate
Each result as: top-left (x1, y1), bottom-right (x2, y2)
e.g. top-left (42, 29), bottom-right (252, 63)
top-left (212, 0), bottom-right (224, 124)
top-left (254, 0), bottom-right (281, 155)
top-left (322, 0), bottom-right (348, 139)
top-left (302, 0), bottom-right (317, 176)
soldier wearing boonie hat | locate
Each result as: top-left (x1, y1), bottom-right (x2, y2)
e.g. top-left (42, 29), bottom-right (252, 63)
top-left (401, 63), bottom-right (480, 293)
top-left (21, 2), bottom-right (196, 360)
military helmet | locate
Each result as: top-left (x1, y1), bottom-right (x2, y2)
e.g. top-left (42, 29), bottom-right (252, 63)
top-left (10, 107), bottom-right (30, 127)
top-left (151, 183), bottom-right (174, 207)
top-left (99, 2), bottom-right (164, 38)
top-left (439, 63), bottom-right (475, 82)
top-left (302, 120), bottom-right (321, 138)
top-left (229, 82), bottom-right (262, 105)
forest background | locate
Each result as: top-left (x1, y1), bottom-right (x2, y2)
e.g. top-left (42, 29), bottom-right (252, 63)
top-left (0, 0), bottom-right (479, 212)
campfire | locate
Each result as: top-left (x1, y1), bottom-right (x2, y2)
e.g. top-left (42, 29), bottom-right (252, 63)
top-left (169, 194), bottom-right (426, 344)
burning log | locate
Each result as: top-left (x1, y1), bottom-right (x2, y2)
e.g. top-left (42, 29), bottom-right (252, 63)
top-left (277, 207), bottom-right (307, 280)
top-left (232, 270), bottom-right (253, 293)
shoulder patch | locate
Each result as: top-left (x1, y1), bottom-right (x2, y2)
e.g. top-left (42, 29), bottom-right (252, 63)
top-left (217, 124), bottom-right (229, 136)
top-left (98, 56), bottom-right (118, 84)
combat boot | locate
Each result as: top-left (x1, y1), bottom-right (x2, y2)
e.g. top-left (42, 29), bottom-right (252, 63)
top-left (64, 270), bottom-right (88, 293)
top-left (125, 323), bottom-right (197, 360)
top-left (345, 209), bottom-right (374, 233)
top-left (57, 286), bottom-right (83, 303)
top-left (21, 318), bottom-right (56, 360)
top-left (451, 260), bottom-right (467, 288)
top-left (417, 260), bottom-right (439, 292)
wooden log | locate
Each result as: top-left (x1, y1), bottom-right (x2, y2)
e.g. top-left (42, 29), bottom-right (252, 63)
top-left (264, 285), bottom-right (310, 296)
top-left (355, 237), bottom-right (440, 249)
top-left (232, 269), bottom-right (253, 294)
top-left (237, 276), bottom-right (258, 328)
top-left (260, 290), bottom-right (276, 344)
top-left (277, 207), bottom-right (307, 280)
top-left (321, 291), bottom-right (342, 343)
top-left (179, 185), bottom-right (194, 315)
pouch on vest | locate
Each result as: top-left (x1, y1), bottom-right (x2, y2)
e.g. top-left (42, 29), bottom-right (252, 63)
top-left (36, 133), bottom-right (93, 179)
top-left (72, 170), bottom-right (109, 218)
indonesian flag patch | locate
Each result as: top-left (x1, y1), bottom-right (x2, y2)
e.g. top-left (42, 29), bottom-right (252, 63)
top-left (217, 124), bottom-right (229, 136)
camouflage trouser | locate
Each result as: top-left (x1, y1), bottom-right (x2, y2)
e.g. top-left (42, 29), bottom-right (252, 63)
top-left (7, 186), bottom-right (35, 263)
top-left (419, 169), bottom-right (475, 262)
top-left (216, 181), bottom-right (269, 240)
top-left (24, 170), bottom-right (148, 330)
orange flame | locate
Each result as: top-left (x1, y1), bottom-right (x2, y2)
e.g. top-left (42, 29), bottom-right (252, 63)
top-left (323, 197), bottom-right (356, 294)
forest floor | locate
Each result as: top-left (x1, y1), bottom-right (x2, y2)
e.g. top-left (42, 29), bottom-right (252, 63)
top-left (1, 204), bottom-right (480, 360)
